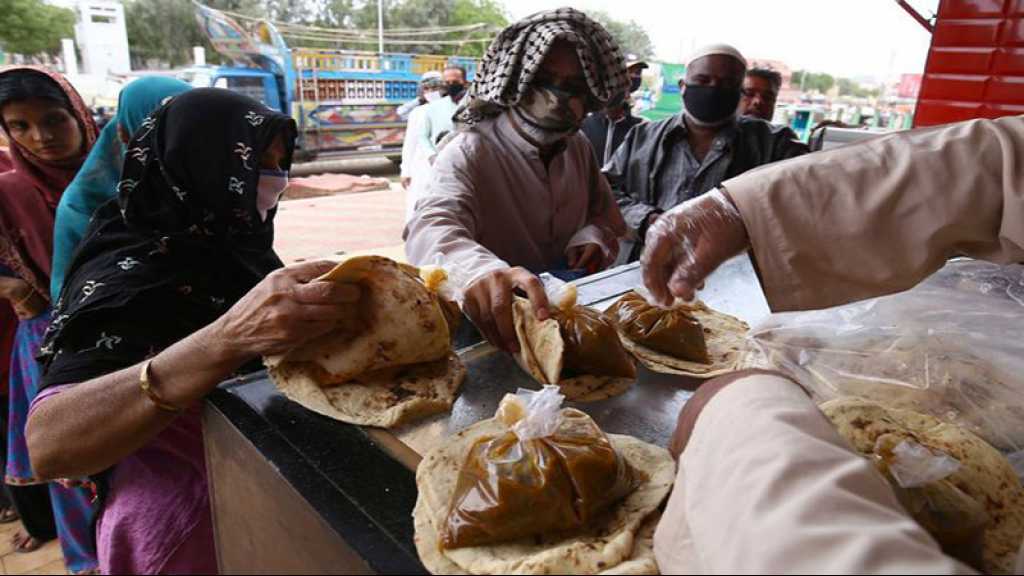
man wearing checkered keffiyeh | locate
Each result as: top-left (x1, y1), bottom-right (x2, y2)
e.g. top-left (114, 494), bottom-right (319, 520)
top-left (406, 8), bottom-right (629, 354)
top-left (456, 7), bottom-right (629, 125)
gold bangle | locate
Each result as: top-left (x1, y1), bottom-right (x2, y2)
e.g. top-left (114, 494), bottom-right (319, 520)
top-left (139, 359), bottom-right (183, 413)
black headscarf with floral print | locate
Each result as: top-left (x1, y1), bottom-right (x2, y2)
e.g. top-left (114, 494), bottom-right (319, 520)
top-left (38, 88), bottom-right (296, 380)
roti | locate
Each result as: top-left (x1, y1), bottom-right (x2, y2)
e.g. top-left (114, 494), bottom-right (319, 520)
top-left (270, 352), bottom-right (466, 429)
top-left (266, 256), bottom-right (453, 384)
top-left (615, 299), bottom-right (748, 379)
top-left (413, 417), bottom-right (675, 574)
top-left (512, 298), bottom-right (636, 402)
top-left (822, 397), bottom-right (1024, 574)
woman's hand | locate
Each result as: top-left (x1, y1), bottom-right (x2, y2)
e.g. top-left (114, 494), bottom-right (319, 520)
top-left (0, 278), bottom-right (47, 320)
top-left (210, 260), bottom-right (361, 359)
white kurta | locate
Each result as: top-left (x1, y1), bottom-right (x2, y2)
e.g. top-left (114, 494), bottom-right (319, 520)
top-left (405, 110), bottom-right (625, 289)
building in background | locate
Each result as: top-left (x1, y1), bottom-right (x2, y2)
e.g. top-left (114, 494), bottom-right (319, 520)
top-left (49, 0), bottom-right (131, 76)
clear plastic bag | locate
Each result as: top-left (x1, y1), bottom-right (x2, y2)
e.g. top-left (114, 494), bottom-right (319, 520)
top-left (606, 290), bottom-right (710, 363)
top-left (542, 280), bottom-right (636, 379)
top-left (442, 387), bottom-right (636, 549)
top-left (746, 259), bottom-right (1024, 455)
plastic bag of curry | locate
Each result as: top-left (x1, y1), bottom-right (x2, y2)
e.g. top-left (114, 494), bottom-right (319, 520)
top-left (442, 386), bottom-right (636, 549)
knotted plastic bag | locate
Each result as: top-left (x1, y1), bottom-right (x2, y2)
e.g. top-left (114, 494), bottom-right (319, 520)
top-left (442, 386), bottom-right (636, 549)
top-left (875, 437), bottom-right (989, 570)
top-left (607, 289), bottom-right (710, 363)
top-left (548, 282), bottom-right (635, 379)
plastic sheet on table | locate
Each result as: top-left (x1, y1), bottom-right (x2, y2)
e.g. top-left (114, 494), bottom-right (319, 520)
top-left (744, 259), bottom-right (1024, 456)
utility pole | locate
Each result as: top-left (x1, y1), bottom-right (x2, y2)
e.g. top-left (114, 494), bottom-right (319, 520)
top-left (378, 0), bottom-right (384, 54)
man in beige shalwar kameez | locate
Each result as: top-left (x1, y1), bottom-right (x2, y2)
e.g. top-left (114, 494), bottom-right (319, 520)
top-left (642, 114), bottom-right (1024, 574)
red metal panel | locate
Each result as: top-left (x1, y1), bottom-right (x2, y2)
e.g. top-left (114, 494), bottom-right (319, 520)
top-left (926, 47), bottom-right (995, 71)
top-left (1001, 17), bottom-right (1024, 44)
top-left (993, 47), bottom-right (1024, 71)
top-left (933, 19), bottom-right (1002, 46)
top-left (915, 0), bottom-right (1024, 126)
top-left (986, 102), bottom-right (1024, 114)
top-left (938, 0), bottom-right (1006, 17)
top-left (986, 75), bottom-right (1024, 100)
top-left (918, 73), bottom-right (988, 99)
top-left (915, 100), bottom-right (985, 125)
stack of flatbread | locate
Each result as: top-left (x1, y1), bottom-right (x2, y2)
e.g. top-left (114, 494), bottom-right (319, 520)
top-left (823, 397), bottom-right (1024, 574)
top-left (265, 256), bottom-right (466, 428)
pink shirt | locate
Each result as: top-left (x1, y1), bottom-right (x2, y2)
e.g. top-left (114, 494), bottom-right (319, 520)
top-left (32, 386), bottom-right (216, 575)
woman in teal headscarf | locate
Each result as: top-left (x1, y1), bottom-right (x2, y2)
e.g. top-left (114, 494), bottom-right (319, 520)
top-left (50, 76), bottom-right (191, 301)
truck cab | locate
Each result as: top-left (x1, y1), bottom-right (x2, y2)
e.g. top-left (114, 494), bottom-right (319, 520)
top-left (192, 2), bottom-right (477, 162)
top-left (179, 66), bottom-right (283, 112)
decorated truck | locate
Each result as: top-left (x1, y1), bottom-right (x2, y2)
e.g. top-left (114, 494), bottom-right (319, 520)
top-left (184, 2), bottom-right (478, 160)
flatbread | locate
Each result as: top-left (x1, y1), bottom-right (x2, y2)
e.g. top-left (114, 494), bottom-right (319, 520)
top-left (822, 397), bottom-right (1024, 574)
top-left (560, 376), bottom-right (636, 403)
top-left (414, 417), bottom-right (675, 574)
top-left (270, 352), bottom-right (466, 429)
top-left (616, 299), bottom-right (748, 379)
top-left (513, 298), bottom-right (636, 402)
top-left (266, 256), bottom-right (452, 384)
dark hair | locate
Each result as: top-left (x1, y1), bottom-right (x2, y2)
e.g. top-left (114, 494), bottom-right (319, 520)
top-left (444, 66), bottom-right (468, 82)
top-left (0, 69), bottom-right (73, 110)
top-left (746, 68), bottom-right (783, 92)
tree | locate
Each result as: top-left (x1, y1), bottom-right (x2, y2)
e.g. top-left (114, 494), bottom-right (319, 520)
top-left (588, 11), bottom-right (654, 60)
top-left (124, 0), bottom-right (508, 66)
top-left (837, 77), bottom-right (879, 98)
top-left (0, 0), bottom-right (76, 56)
top-left (792, 70), bottom-right (835, 93)
top-left (124, 0), bottom-right (265, 68)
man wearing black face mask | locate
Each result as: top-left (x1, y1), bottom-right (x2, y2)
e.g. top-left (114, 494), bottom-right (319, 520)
top-left (581, 54), bottom-right (647, 167)
top-left (418, 66), bottom-right (468, 159)
top-left (406, 9), bottom-right (629, 355)
top-left (605, 44), bottom-right (808, 262)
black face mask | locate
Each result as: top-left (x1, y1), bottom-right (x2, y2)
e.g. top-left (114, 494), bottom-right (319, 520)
top-left (446, 82), bottom-right (466, 99)
top-left (682, 83), bottom-right (741, 125)
top-left (630, 77), bottom-right (642, 92)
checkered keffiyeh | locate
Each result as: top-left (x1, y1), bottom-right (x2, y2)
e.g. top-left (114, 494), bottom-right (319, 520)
top-left (457, 7), bottom-right (628, 125)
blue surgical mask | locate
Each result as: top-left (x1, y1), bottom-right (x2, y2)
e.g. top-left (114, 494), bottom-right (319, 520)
top-left (256, 168), bottom-right (289, 221)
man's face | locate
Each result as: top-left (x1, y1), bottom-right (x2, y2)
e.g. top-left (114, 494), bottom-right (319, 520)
top-left (532, 40), bottom-right (589, 122)
top-left (684, 55), bottom-right (745, 91)
top-left (741, 75), bottom-right (778, 121)
top-left (628, 65), bottom-right (644, 90)
top-left (443, 68), bottom-right (465, 86)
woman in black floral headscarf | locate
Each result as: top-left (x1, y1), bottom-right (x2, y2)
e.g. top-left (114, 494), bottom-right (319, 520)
top-left (24, 88), bottom-right (361, 575)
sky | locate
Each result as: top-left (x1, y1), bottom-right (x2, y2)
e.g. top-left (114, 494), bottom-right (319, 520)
top-left (507, 0), bottom-right (939, 81)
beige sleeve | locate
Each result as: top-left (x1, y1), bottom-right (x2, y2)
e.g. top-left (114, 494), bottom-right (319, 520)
top-left (403, 137), bottom-right (508, 289)
top-left (653, 374), bottom-right (977, 575)
top-left (723, 115), bottom-right (1024, 312)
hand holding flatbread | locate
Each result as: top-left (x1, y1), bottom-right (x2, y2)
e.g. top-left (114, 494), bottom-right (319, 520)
top-left (513, 285), bottom-right (637, 402)
top-left (265, 256), bottom-right (466, 428)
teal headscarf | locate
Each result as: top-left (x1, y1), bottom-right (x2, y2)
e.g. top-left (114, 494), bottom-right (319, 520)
top-left (50, 76), bottom-right (191, 301)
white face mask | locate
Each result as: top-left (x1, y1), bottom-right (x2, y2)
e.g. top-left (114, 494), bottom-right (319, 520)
top-left (256, 168), bottom-right (289, 221)
top-left (424, 90), bottom-right (442, 103)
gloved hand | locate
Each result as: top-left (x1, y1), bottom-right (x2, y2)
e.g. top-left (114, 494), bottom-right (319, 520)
top-left (640, 188), bottom-right (749, 306)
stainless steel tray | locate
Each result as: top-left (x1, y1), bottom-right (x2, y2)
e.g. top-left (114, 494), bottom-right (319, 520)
top-left (386, 255), bottom-right (771, 459)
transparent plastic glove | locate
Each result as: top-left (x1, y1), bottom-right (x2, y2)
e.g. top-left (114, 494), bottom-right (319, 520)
top-left (640, 188), bottom-right (749, 306)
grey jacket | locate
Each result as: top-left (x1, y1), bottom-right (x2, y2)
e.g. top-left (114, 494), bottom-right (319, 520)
top-left (605, 114), bottom-right (808, 259)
